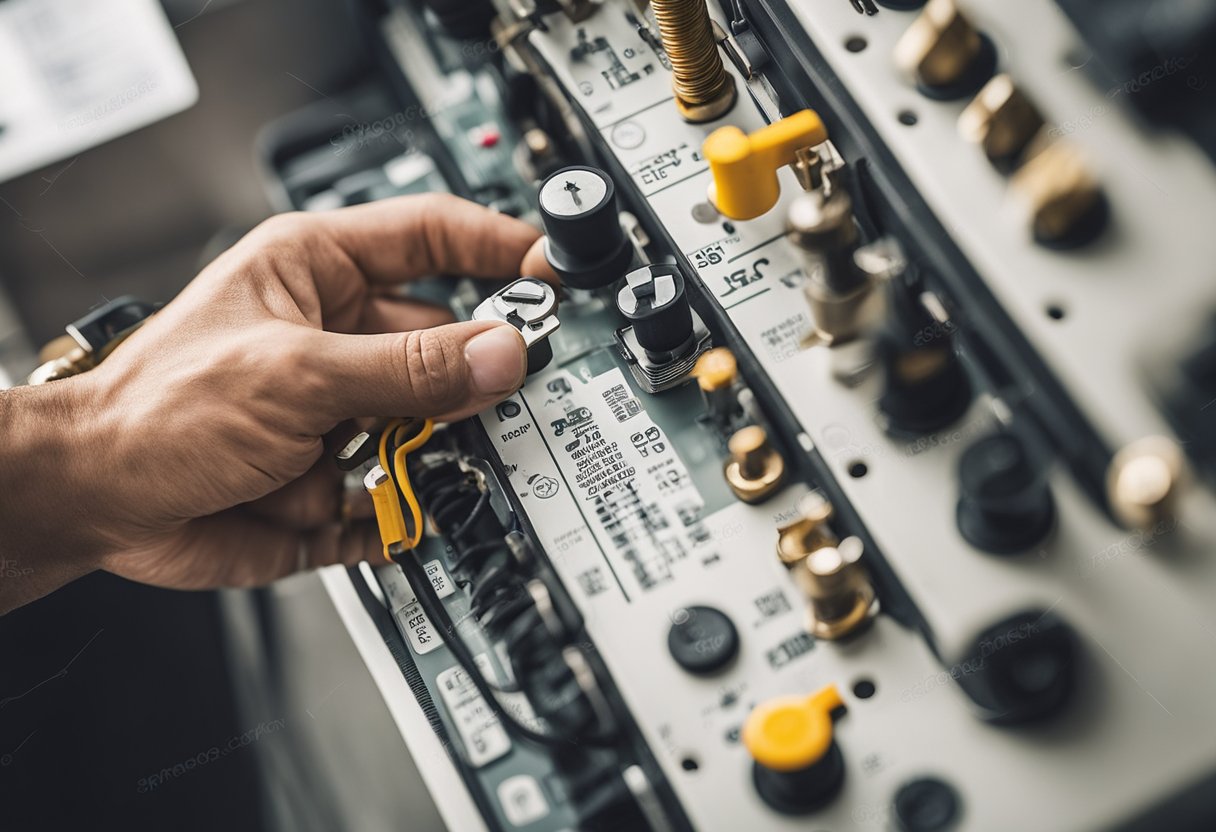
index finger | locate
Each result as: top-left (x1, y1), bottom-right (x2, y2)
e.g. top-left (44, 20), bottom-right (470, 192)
top-left (316, 193), bottom-right (543, 285)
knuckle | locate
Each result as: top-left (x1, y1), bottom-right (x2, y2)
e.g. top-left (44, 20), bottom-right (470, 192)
top-left (212, 213), bottom-right (319, 295)
top-left (419, 192), bottom-right (464, 213)
top-left (400, 329), bottom-right (462, 410)
top-left (255, 211), bottom-right (312, 242)
top-left (279, 334), bottom-right (327, 403)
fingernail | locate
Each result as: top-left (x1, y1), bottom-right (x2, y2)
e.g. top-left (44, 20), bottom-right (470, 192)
top-left (465, 325), bottom-right (526, 396)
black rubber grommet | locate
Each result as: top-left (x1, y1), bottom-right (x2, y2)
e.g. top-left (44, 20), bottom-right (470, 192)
top-left (880, 356), bottom-right (973, 439)
top-left (894, 777), bottom-right (962, 831)
top-left (667, 605), bottom-right (739, 676)
top-left (953, 610), bottom-right (1078, 724)
top-left (752, 742), bottom-right (846, 815)
top-left (957, 491), bottom-right (1055, 554)
top-left (1034, 191), bottom-right (1111, 250)
top-left (916, 34), bottom-right (998, 101)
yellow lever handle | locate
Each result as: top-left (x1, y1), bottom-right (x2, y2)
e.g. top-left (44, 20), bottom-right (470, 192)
top-left (703, 109), bottom-right (828, 221)
top-left (742, 683), bottom-right (844, 771)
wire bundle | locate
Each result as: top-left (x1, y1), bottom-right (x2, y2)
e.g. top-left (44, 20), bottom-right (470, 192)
top-left (407, 450), bottom-right (611, 746)
top-left (375, 417), bottom-right (435, 553)
top-left (366, 419), bottom-right (612, 748)
top-left (367, 424), bottom-right (654, 827)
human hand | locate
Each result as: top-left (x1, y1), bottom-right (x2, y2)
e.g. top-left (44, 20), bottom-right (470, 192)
top-left (0, 194), bottom-right (553, 610)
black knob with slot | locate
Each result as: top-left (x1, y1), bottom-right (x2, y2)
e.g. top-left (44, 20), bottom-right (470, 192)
top-left (616, 264), bottom-right (695, 359)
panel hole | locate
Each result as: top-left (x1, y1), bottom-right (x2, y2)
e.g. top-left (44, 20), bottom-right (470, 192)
top-left (848, 460), bottom-right (869, 478)
top-left (681, 756), bottom-right (700, 772)
top-left (853, 679), bottom-right (877, 699)
top-left (845, 36), bottom-right (868, 53)
top-left (1046, 304), bottom-right (1067, 321)
top-left (898, 110), bottom-right (919, 126)
top-left (1063, 47), bottom-right (1092, 71)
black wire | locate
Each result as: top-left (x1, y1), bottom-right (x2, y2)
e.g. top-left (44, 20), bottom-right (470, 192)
top-left (448, 540), bottom-right (501, 573)
top-left (392, 544), bottom-right (611, 748)
top-left (404, 450), bottom-right (618, 748)
top-left (448, 491), bottom-right (491, 540)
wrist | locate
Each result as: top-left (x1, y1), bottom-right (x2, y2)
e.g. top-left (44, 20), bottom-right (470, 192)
top-left (0, 378), bottom-right (106, 611)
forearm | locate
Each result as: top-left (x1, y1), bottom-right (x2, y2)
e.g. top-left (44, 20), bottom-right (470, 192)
top-left (0, 380), bottom-right (103, 613)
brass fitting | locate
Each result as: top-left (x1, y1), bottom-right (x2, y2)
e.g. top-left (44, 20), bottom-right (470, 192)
top-left (651, 0), bottom-right (737, 123)
top-left (788, 190), bottom-right (890, 346)
top-left (1107, 436), bottom-right (1189, 531)
top-left (776, 492), bottom-right (837, 568)
top-left (694, 347), bottom-right (739, 425)
top-left (27, 344), bottom-right (92, 385)
top-left (724, 426), bottom-right (786, 503)
top-left (894, 0), bottom-right (980, 87)
top-left (958, 74), bottom-right (1045, 168)
top-left (797, 537), bottom-right (878, 641)
top-left (776, 494), bottom-right (876, 640)
top-left (1011, 139), bottom-right (1105, 244)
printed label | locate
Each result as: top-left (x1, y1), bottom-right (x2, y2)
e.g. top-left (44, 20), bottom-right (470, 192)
top-left (397, 599), bottom-right (440, 656)
top-left (531, 368), bottom-right (710, 595)
top-left (379, 565), bottom-right (442, 655)
top-left (435, 665), bottom-right (511, 768)
top-left (423, 559), bottom-right (454, 599)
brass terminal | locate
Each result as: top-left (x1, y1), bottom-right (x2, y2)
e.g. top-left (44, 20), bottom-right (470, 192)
top-left (958, 74), bottom-right (1045, 168)
top-left (797, 537), bottom-right (878, 641)
top-left (651, 0), bottom-right (737, 123)
top-left (787, 190), bottom-right (887, 346)
top-left (1010, 139), bottom-right (1106, 245)
top-left (724, 426), bottom-right (786, 503)
top-left (38, 334), bottom-right (81, 365)
top-left (694, 347), bottom-right (739, 425)
top-left (1107, 436), bottom-right (1189, 531)
top-left (694, 346), bottom-right (738, 393)
top-left (893, 0), bottom-right (994, 97)
top-left (776, 491), bottom-right (837, 567)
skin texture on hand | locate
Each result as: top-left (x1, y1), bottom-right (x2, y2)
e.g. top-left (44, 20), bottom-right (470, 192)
top-left (0, 194), bottom-right (556, 613)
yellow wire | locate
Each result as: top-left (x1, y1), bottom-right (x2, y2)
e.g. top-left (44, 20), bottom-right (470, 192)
top-left (393, 419), bottom-right (433, 550)
top-left (374, 417), bottom-right (434, 556)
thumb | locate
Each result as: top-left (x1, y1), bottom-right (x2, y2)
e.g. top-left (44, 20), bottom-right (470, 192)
top-left (309, 320), bottom-right (527, 422)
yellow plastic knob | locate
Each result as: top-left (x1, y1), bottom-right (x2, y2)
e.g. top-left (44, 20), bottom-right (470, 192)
top-left (742, 684), bottom-right (844, 772)
top-left (703, 109), bottom-right (828, 220)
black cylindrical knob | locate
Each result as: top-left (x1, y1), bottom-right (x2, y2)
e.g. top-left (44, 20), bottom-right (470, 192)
top-left (616, 264), bottom-right (694, 358)
top-left (952, 610), bottom-right (1077, 724)
top-left (878, 287), bottom-right (971, 436)
top-left (539, 166), bottom-right (632, 290)
top-left (418, 0), bottom-right (496, 39)
top-left (957, 432), bottom-right (1055, 554)
top-left (753, 742), bottom-right (845, 815)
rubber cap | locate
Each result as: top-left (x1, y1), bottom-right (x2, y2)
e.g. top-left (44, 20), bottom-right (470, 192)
top-left (742, 685), bottom-right (843, 771)
top-left (704, 109), bottom-right (827, 220)
top-left (667, 605), bottom-right (739, 675)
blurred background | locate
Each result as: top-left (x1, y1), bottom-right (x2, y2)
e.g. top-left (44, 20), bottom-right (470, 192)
top-left (0, 1), bottom-right (446, 829)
